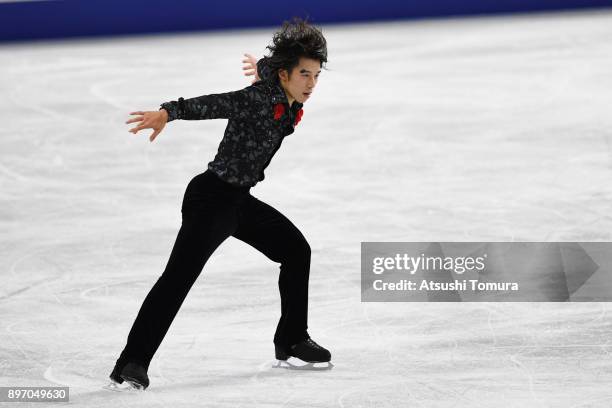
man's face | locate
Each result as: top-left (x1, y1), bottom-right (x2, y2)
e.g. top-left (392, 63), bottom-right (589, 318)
top-left (279, 57), bottom-right (321, 104)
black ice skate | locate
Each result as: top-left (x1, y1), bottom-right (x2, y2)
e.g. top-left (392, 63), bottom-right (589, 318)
top-left (274, 337), bottom-right (333, 371)
top-left (105, 361), bottom-right (149, 391)
top-left (119, 362), bottom-right (150, 390)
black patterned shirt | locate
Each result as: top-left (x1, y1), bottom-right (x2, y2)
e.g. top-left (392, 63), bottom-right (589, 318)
top-left (159, 57), bottom-right (304, 187)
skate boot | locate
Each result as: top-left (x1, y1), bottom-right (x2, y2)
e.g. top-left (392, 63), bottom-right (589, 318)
top-left (105, 359), bottom-right (148, 391)
top-left (274, 337), bottom-right (333, 370)
top-left (119, 362), bottom-right (150, 390)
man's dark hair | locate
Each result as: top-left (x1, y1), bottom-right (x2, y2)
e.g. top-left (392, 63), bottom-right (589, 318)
top-left (263, 17), bottom-right (327, 82)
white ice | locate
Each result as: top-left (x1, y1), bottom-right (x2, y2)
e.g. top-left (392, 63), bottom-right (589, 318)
top-left (1, 9), bottom-right (612, 407)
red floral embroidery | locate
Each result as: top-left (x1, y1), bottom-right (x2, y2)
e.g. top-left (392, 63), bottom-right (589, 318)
top-left (294, 108), bottom-right (304, 126)
top-left (273, 103), bottom-right (285, 120)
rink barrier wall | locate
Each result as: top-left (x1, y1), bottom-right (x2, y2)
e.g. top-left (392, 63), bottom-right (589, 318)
top-left (1, 0), bottom-right (612, 42)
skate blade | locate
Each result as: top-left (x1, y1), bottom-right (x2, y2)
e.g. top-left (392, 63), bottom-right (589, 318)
top-left (121, 377), bottom-right (147, 391)
top-left (273, 358), bottom-right (334, 371)
top-left (103, 381), bottom-right (142, 392)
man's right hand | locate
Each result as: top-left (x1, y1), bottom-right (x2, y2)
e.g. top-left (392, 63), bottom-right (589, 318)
top-left (126, 109), bottom-right (168, 142)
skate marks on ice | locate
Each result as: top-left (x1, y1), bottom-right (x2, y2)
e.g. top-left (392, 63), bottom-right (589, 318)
top-left (44, 364), bottom-right (167, 407)
top-left (44, 364), bottom-right (138, 398)
top-left (44, 363), bottom-right (118, 391)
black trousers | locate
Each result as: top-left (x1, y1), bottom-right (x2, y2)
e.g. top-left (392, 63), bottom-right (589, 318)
top-left (117, 170), bottom-right (311, 369)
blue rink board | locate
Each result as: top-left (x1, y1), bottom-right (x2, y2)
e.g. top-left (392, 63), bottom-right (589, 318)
top-left (1, 0), bottom-right (611, 42)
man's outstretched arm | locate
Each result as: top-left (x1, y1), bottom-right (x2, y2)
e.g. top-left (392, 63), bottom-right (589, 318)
top-left (159, 87), bottom-right (252, 122)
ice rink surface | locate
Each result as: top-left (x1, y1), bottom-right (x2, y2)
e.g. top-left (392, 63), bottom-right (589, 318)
top-left (1, 9), bottom-right (612, 407)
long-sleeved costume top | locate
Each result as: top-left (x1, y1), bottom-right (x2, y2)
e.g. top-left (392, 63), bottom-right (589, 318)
top-left (159, 57), bottom-right (304, 187)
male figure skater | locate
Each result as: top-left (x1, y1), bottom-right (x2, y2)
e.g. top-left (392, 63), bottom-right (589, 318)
top-left (108, 18), bottom-right (331, 390)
